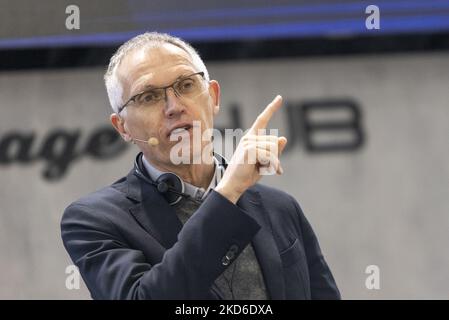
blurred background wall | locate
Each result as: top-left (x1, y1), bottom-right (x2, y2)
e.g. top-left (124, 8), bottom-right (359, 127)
top-left (0, 0), bottom-right (448, 299)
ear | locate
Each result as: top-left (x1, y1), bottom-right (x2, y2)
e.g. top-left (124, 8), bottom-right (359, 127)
top-left (110, 113), bottom-right (131, 142)
top-left (208, 80), bottom-right (220, 116)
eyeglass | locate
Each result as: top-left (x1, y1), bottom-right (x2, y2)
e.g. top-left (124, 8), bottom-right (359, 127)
top-left (118, 71), bottom-right (206, 114)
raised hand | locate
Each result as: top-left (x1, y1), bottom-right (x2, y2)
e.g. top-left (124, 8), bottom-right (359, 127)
top-left (215, 95), bottom-right (288, 204)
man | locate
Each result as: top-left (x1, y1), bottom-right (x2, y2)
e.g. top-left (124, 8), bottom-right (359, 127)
top-left (61, 32), bottom-right (340, 300)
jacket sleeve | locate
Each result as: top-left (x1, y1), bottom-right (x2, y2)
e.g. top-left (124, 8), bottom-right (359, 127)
top-left (61, 190), bottom-right (260, 300)
top-left (289, 196), bottom-right (341, 299)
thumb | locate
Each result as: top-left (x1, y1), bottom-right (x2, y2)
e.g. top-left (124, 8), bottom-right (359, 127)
top-left (278, 136), bottom-right (288, 155)
top-left (276, 137), bottom-right (287, 175)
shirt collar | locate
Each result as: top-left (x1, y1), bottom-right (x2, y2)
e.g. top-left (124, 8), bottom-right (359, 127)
top-left (142, 155), bottom-right (225, 201)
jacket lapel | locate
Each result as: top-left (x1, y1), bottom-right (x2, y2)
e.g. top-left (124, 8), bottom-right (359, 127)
top-left (237, 187), bottom-right (286, 299)
top-left (126, 169), bottom-right (182, 249)
top-left (125, 168), bottom-right (220, 299)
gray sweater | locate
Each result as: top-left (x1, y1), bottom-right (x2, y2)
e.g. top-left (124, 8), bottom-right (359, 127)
top-left (174, 197), bottom-right (268, 300)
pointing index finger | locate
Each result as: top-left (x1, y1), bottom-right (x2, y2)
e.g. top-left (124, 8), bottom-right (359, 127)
top-left (249, 95), bottom-right (283, 134)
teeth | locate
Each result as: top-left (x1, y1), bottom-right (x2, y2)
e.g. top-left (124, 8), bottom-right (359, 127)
top-left (171, 127), bottom-right (189, 135)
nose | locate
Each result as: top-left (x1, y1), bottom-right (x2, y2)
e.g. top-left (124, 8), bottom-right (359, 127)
top-left (163, 87), bottom-right (186, 119)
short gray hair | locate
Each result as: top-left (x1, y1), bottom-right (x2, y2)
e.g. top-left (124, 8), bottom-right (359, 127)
top-left (104, 32), bottom-right (210, 113)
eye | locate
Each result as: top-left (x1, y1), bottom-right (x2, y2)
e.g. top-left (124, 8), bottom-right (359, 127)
top-left (138, 90), bottom-right (162, 104)
top-left (177, 78), bottom-right (195, 93)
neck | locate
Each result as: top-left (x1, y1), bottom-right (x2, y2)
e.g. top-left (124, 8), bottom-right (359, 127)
top-left (176, 162), bottom-right (215, 190)
top-left (143, 153), bottom-right (215, 190)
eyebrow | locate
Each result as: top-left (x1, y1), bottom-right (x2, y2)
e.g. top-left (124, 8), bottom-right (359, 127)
top-left (138, 73), bottom-right (192, 92)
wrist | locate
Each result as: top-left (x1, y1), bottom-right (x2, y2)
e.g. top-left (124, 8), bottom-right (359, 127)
top-left (214, 184), bottom-right (243, 204)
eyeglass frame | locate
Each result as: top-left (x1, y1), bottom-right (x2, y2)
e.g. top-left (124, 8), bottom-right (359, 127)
top-left (117, 71), bottom-right (206, 114)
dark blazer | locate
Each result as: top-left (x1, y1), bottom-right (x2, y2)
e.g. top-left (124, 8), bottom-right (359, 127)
top-left (61, 164), bottom-right (340, 300)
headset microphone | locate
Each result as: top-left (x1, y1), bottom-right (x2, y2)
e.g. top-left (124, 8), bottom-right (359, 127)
top-left (130, 136), bottom-right (160, 146)
top-left (133, 152), bottom-right (228, 206)
top-left (133, 153), bottom-right (201, 206)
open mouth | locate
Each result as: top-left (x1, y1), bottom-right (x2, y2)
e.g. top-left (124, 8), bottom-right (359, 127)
top-left (167, 124), bottom-right (193, 138)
